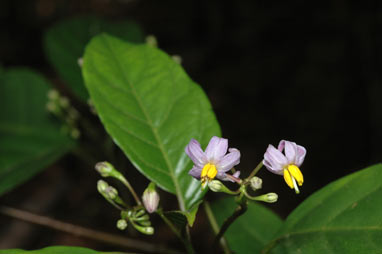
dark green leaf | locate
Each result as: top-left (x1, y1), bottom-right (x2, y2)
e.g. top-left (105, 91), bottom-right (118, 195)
top-left (212, 197), bottom-right (282, 253)
top-left (0, 68), bottom-right (75, 196)
top-left (0, 246), bottom-right (134, 254)
top-left (264, 164), bottom-right (382, 254)
top-left (164, 201), bottom-right (201, 227)
top-left (82, 34), bottom-right (220, 211)
top-left (44, 16), bottom-right (144, 100)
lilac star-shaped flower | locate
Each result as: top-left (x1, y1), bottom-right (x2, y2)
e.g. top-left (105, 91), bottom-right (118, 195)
top-left (185, 136), bottom-right (241, 187)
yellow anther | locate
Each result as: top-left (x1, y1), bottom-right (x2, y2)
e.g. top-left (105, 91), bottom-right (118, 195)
top-left (283, 169), bottom-right (294, 189)
top-left (287, 165), bottom-right (304, 186)
top-left (201, 163), bottom-right (218, 184)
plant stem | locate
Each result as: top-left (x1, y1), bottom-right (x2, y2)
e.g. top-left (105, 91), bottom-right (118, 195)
top-left (0, 206), bottom-right (182, 254)
top-left (203, 201), bottom-right (231, 254)
top-left (247, 161), bottom-right (264, 180)
top-left (157, 209), bottom-right (195, 254)
top-left (212, 201), bottom-right (248, 251)
top-left (118, 176), bottom-right (142, 206)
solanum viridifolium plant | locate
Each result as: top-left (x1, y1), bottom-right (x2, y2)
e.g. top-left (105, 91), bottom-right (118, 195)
top-left (1, 16), bottom-right (382, 254)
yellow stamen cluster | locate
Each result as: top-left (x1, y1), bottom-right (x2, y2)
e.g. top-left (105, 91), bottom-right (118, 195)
top-left (201, 163), bottom-right (218, 188)
top-left (283, 164), bottom-right (304, 194)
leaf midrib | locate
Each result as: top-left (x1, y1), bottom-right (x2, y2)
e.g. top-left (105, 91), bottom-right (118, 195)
top-left (103, 38), bottom-right (185, 211)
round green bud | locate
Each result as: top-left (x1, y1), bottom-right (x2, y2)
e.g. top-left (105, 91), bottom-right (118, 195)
top-left (250, 176), bottom-right (262, 191)
top-left (117, 219), bottom-right (128, 230)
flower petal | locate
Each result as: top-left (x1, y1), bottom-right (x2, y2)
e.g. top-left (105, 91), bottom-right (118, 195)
top-left (284, 141), bottom-right (298, 164)
top-left (216, 148), bottom-right (240, 172)
top-left (295, 145), bottom-right (306, 167)
top-left (185, 139), bottom-right (207, 168)
top-left (263, 145), bottom-right (287, 174)
top-left (277, 140), bottom-right (286, 152)
top-left (188, 166), bottom-right (203, 179)
top-left (205, 136), bottom-right (228, 161)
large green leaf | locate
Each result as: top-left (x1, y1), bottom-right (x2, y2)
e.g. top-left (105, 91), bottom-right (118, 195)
top-left (82, 34), bottom-right (220, 211)
top-left (0, 68), bottom-right (74, 195)
top-left (0, 246), bottom-right (133, 254)
top-left (263, 164), bottom-right (382, 254)
top-left (212, 197), bottom-right (283, 253)
top-left (44, 16), bottom-right (144, 101)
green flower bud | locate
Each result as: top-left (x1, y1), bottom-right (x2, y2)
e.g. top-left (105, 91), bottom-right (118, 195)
top-left (253, 193), bottom-right (278, 203)
top-left (132, 222), bottom-right (154, 235)
top-left (47, 89), bottom-right (59, 100)
top-left (138, 220), bottom-right (151, 227)
top-left (142, 182), bottom-right (160, 213)
top-left (77, 57), bottom-right (83, 67)
top-left (95, 161), bottom-right (115, 177)
top-left (145, 35), bottom-right (157, 47)
top-left (208, 180), bottom-right (224, 192)
top-left (105, 186), bottom-right (118, 200)
top-left (250, 176), bottom-right (262, 191)
top-left (97, 180), bottom-right (109, 193)
top-left (172, 55), bottom-right (182, 64)
top-left (59, 97), bottom-right (70, 109)
top-left (134, 209), bottom-right (146, 218)
top-left (134, 214), bottom-right (149, 221)
top-left (116, 219), bottom-right (128, 230)
top-left (208, 180), bottom-right (237, 195)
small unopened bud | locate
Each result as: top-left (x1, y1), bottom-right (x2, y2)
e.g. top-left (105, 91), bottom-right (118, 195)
top-left (208, 180), bottom-right (237, 195)
top-left (78, 57), bottom-right (83, 67)
top-left (265, 193), bottom-right (278, 203)
top-left (59, 97), bottom-right (70, 108)
top-left (172, 55), bottom-right (182, 64)
top-left (208, 180), bottom-right (223, 192)
top-left (46, 101), bottom-right (57, 113)
top-left (117, 219), bottom-right (128, 230)
top-left (142, 182), bottom-right (160, 213)
top-left (47, 89), bottom-right (59, 100)
top-left (133, 223), bottom-right (154, 235)
top-left (250, 177), bottom-right (262, 191)
top-left (95, 161), bottom-right (115, 177)
top-left (70, 128), bottom-right (80, 139)
top-left (105, 186), bottom-right (118, 200)
top-left (145, 35), bottom-right (157, 47)
top-left (138, 220), bottom-right (151, 227)
top-left (97, 180), bottom-right (109, 193)
top-left (254, 193), bottom-right (278, 203)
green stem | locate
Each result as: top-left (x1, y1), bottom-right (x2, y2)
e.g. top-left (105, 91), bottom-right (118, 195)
top-left (157, 209), bottom-right (195, 254)
top-left (212, 200), bottom-right (248, 251)
top-left (118, 176), bottom-right (142, 206)
top-left (247, 161), bottom-right (264, 180)
top-left (203, 202), bottom-right (231, 254)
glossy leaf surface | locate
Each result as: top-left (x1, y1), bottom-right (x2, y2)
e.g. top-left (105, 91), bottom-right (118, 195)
top-left (82, 34), bottom-right (220, 211)
top-left (0, 68), bottom-right (74, 196)
top-left (212, 197), bottom-right (282, 253)
top-left (264, 164), bottom-right (382, 254)
top-left (44, 16), bottom-right (144, 100)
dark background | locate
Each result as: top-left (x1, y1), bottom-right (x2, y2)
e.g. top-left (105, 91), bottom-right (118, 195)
top-left (0, 0), bottom-right (380, 252)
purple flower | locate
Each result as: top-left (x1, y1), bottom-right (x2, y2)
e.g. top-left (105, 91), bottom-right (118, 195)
top-left (263, 140), bottom-right (306, 193)
top-left (185, 136), bottom-right (241, 188)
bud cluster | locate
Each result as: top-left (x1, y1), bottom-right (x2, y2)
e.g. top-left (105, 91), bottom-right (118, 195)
top-left (95, 162), bottom-right (158, 235)
top-left (120, 208), bottom-right (154, 235)
top-left (46, 89), bottom-right (80, 139)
